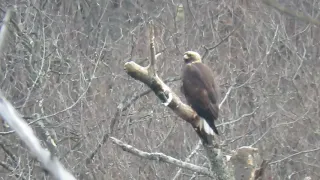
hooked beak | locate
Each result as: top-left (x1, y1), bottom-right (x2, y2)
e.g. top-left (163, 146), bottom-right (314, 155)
top-left (183, 54), bottom-right (189, 60)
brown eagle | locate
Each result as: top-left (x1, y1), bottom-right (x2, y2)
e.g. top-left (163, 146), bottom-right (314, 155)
top-left (181, 51), bottom-right (219, 144)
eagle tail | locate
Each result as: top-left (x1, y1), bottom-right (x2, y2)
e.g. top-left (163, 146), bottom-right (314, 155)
top-left (197, 118), bottom-right (219, 144)
top-left (201, 118), bottom-right (219, 135)
top-left (201, 118), bottom-right (214, 135)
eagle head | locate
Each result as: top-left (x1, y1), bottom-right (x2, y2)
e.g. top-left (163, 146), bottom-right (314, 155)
top-left (183, 51), bottom-right (202, 64)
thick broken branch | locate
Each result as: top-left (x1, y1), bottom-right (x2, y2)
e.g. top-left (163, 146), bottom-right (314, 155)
top-left (111, 137), bottom-right (214, 178)
top-left (0, 92), bottom-right (76, 180)
top-left (124, 61), bottom-right (197, 125)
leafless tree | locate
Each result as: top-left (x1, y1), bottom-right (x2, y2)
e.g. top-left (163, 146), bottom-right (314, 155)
top-left (0, 0), bottom-right (320, 179)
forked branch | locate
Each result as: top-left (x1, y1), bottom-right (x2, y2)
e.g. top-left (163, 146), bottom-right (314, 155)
top-left (124, 61), bottom-right (195, 124)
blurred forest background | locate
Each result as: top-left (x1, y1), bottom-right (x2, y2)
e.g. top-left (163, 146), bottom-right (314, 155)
top-left (0, 0), bottom-right (320, 179)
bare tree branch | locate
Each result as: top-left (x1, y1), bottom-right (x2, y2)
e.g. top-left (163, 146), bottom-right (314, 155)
top-left (0, 161), bottom-right (27, 180)
top-left (172, 140), bottom-right (202, 180)
top-left (0, 92), bottom-right (76, 180)
top-left (148, 21), bottom-right (156, 76)
top-left (124, 61), bottom-right (196, 123)
top-left (110, 137), bottom-right (215, 178)
top-left (262, 0), bottom-right (320, 26)
top-left (202, 23), bottom-right (243, 62)
top-left (270, 147), bottom-right (320, 165)
top-left (84, 75), bottom-right (180, 166)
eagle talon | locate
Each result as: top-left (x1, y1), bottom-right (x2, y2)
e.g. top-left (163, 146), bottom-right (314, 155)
top-left (161, 87), bottom-right (173, 106)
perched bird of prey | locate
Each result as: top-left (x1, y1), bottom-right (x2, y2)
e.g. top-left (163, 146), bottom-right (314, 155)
top-left (181, 51), bottom-right (219, 144)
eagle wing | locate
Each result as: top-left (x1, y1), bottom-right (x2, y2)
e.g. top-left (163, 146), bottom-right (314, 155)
top-left (182, 63), bottom-right (219, 117)
top-left (182, 63), bottom-right (219, 138)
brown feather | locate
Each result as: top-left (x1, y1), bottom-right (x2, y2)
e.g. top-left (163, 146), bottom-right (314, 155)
top-left (182, 61), bottom-right (219, 143)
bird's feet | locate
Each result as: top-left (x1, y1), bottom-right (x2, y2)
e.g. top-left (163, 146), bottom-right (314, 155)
top-left (161, 86), bottom-right (173, 106)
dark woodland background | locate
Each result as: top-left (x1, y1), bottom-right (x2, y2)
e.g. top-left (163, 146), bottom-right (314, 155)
top-left (0, 0), bottom-right (320, 179)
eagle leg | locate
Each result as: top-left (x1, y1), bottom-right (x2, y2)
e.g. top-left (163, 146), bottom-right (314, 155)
top-left (161, 86), bottom-right (173, 106)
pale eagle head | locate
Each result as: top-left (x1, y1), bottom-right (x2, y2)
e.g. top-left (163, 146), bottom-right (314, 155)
top-left (183, 51), bottom-right (202, 64)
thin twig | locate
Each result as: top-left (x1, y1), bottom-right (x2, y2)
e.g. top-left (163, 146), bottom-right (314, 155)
top-left (172, 140), bottom-right (202, 180)
top-left (0, 161), bottom-right (27, 180)
top-left (148, 21), bottom-right (156, 76)
top-left (202, 23), bottom-right (243, 61)
top-left (219, 86), bottom-right (233, 109)
top-left (270, 147), bottom-right (320, 165)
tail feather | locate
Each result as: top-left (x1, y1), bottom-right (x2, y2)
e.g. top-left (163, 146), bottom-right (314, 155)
top-left (201, 118), bottom-right (214, 135)
top-left (200, 118), bottom-right (219, 135)
top-left (197, 118), bottom-right (219, 144)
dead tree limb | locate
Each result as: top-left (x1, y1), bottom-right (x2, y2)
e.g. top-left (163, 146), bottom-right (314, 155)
top-left (0, 92), bottom-right (76, 180)
top-left (110, 137), bottom-right (215, 178)
top-left (124, 61), bottom-right (194, 123)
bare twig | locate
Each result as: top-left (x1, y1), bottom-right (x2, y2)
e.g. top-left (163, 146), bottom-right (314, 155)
top-left (219, 86), bottom-right (233, 109)
top-left (202, 23), bottom-right (243, 61)
top-left (110, 137), bottom-right (214, 178)
top-left (218, 107), bottom-right (259, 127)
top-left (148, 21), bottom-right (156, 76)
top-left (0, 8), bottom-right (12, 58)
top-left (0, 161), bottom-right (27, 180)
top-left (262, 0), bottom-right (320, 26)
top-left (172, 140), bottom-right (202, 180)
top-left (270, 147), bottom-right (320, 165)
top-left (0, 93), bottom-right (76, 180)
